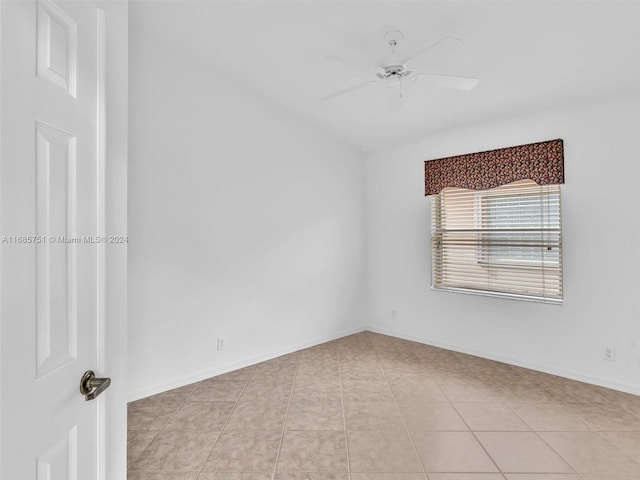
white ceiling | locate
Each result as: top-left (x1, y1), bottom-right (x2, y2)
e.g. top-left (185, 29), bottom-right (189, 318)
top-left (131, 1), bottom-right (640, 152)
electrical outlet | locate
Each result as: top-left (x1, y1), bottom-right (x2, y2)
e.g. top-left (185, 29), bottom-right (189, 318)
top-left (217, 337), bottom-right (225, 352)
top-left (391, 310), bottom-right (397, 320)
top-left (603, 347), bottom-right (615, 362)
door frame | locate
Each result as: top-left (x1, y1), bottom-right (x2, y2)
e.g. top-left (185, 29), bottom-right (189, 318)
top-left (96, 1), bottom-right (129, 477)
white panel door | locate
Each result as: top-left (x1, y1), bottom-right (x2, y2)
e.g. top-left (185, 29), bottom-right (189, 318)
top-left (0, 0), bottom-right (128, 478)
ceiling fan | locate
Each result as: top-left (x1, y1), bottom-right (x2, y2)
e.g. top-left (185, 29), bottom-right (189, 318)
top-left (320, 30), bottom-right (479, 101)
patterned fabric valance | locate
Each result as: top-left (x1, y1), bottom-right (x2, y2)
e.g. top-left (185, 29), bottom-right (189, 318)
top-left (424, 139), bottom-right (564, 196)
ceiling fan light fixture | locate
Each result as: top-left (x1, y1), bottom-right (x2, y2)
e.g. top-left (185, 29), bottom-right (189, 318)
top-left (385, 72), bottom-right (402, 90)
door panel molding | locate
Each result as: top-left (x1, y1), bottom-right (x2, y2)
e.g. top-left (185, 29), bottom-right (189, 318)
top-left (35, 121), bottom-right (77, 379)
top-left (37, 0), bottom-right (77, 97)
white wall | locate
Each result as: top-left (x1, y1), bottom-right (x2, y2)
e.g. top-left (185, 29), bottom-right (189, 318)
top-left (365, 96), bottom-right (640, 394)
top-left (128, 18), bottom-right (366, 400)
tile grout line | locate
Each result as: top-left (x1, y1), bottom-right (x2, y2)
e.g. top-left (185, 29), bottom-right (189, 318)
top-left (337, 338), bottom-right (353, 480)
top-left (270, 352), bottom-right (301, 480)
top-left (193, 366), bottom-right (257, 479)
top-left (419, 352), bottom-right (508, 478)
top-left (128, 381), bottom-right (202, 469)
top-left (372, 337), bottom-right (435, 480)
top-left (445, 388), bottom-right (509, 478)
top-left (442, 377), bottom-right (602, 476)
top-left (499, 399), bottom-right (580, 474)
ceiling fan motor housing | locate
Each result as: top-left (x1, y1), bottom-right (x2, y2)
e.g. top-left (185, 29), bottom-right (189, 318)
top-left (377, 65), bottom-right (412, 80)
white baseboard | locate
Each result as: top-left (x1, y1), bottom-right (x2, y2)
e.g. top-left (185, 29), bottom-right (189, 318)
top-left (128, 324), bottom-right (640, 402)
top-left (365, 325), bottom-right (640, 396)
top-left (127, 326), bottom-right (365, 402)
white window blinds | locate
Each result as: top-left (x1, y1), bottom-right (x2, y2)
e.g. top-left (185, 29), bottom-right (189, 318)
top-left (431, 179), bottom-right (562, 303)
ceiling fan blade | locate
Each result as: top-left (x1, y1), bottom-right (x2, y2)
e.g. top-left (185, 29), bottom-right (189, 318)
top-left (405, 36), bottom-right (465, 69)
top-left (325, 55), bottom-right (376, 73)
top-left (319, 81), bottom-right (377, 101)
top-left (413, 73), bottom-right (479, 91)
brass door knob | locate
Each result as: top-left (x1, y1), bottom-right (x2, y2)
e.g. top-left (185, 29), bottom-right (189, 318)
top-left (80, 370), bottom-right (111, 401)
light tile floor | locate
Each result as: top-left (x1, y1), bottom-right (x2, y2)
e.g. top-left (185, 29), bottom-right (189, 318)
top-left (127, 332), bottom-right (640, 480)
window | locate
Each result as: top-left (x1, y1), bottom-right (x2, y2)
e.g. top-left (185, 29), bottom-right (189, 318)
top-left (431, 179), bottom-right (562, 303)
